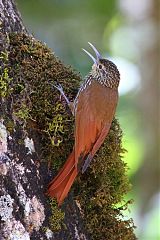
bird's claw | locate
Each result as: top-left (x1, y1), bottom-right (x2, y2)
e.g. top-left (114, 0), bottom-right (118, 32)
top-left (52, 83), bottom-right (70, 105)
top-left (53, 83), bottom-right (64, 93)
top-left (82, 154), bottom-right (93, 174)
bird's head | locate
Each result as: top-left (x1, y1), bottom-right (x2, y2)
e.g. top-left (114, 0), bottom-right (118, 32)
top-left (83, 42), bottom-right (120, 88)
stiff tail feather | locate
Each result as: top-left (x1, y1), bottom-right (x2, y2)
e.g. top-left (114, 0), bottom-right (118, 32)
top-left (47, 150), bottom-right (78, 206)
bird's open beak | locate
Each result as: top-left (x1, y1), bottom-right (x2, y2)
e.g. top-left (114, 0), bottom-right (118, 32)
top-left (82, 42), bottom-right (102, 64)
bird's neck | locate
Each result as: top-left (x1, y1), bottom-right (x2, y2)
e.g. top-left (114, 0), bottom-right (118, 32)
top-left (73, 73), bottom-right (118, 113)
top-left (82, 73), bottom-right (119, 90)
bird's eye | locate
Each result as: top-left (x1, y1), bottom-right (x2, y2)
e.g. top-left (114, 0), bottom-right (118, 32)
top-left (98, 64), bottom-right (102, 69)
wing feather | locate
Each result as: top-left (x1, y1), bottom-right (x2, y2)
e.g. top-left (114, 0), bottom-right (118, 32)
top-left (74, 81), bottom-right (118, 167)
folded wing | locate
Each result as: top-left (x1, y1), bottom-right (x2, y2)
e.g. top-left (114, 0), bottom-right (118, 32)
top-left (74, 81), bottom-right (118, 169)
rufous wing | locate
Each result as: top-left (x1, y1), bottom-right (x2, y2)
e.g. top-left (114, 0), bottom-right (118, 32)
top-left (74, 80), bottom-right (118, 169)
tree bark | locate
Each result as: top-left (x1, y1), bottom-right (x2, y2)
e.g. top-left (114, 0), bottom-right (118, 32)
top-left (0, 1), bottom-right (136, 240)
top-left (0, 0), bottom-right (27, 34)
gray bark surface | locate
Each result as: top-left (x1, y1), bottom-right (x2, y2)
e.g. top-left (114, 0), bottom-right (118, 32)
top-left (0, 0), bottom-right (27, 34)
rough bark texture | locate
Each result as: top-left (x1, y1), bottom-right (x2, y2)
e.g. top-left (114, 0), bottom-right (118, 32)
top-left (0, 0), bottom-right (27, 34)
top-left (0, 1), bottom-right (136, 240)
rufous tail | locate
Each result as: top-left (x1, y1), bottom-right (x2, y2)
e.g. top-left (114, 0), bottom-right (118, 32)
top-left (47, 150), bottom-right (78, 206)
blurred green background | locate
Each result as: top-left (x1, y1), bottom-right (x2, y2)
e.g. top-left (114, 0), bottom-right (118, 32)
top-left (16, 0), bottom-right (159, 239)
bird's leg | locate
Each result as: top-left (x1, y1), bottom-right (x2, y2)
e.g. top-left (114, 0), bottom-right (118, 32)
top-left (54, 84), bottom-right (74, 115)
top-left (54, 84), bottom-right (70, 105)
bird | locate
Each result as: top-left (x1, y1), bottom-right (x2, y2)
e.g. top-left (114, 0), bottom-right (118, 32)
top-left (47, 42), bottom-right (120, 206)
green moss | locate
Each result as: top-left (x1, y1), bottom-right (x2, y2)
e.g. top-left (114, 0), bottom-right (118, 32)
top-left (0, 51), bottom-right (12, 97)
top-left (0, 51), bottom-right (9, 62)
top-left (13, 104), bottom-right (30, 121)
top-left (2, 32), bottom-right (136, 238)
top-left (49, 198), bottom-right (65, 231)
top-left (45, 103), bottom-right (65, 147)
top-left (5, 119), bottom-right (15, 134)
top-left (5, 32), bottom-right (79, 172)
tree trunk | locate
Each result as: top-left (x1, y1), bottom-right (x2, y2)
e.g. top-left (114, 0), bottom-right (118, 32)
top-left (0, 1), bottom-right (136, 239)
top-left (0, 0), bottom-right (27, 34)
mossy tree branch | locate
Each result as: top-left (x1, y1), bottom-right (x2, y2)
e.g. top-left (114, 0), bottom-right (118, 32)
top-left (0, 0), bottom-right (136, 239)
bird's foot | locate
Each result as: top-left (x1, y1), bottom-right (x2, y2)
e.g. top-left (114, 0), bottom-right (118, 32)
top-left (54, 83), bottom-right (70, 105)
